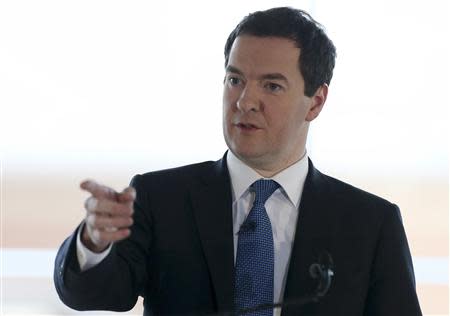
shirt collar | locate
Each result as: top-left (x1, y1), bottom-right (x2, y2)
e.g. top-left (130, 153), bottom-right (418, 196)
top-left (226, 150), bottom-right (309, 208)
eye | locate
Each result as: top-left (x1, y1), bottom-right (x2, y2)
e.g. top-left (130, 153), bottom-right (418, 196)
top-left (265, 82), bottom-right (283, 92)
top-left (228, 76), bottom-right (242, 86)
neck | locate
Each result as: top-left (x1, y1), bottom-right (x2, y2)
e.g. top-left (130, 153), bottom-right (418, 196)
top-left (241, 151), bottom-right (307, 178)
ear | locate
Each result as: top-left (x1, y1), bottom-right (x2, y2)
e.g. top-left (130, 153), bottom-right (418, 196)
top-left (305, 84), bottom-right (328, 122)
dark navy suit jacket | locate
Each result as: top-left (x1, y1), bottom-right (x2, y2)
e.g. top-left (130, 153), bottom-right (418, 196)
top-left (54, 155), bottom-right (422, 315)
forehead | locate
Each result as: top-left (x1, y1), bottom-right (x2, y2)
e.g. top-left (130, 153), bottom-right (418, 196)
top-left (227, 35), bottom-right (301, 77)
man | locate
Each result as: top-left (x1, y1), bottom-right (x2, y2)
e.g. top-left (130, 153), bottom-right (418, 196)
top-left (54, 7), bottom-right (422, 316)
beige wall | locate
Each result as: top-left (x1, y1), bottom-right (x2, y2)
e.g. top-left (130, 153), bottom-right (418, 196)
top-left (2, 172), bottom-right (448, 314)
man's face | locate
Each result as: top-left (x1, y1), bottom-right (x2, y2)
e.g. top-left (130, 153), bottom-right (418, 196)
top-left (223, 35), bottom-right (326, 173)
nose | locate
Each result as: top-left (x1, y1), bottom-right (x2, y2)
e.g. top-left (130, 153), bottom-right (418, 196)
top-left (236, 84), bottom-right (260, 112)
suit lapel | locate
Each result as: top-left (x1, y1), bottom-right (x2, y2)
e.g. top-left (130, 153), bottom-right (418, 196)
top-left (189, 156), bottom-right (335, 314)
top-left (282, 159), bottom-right (335, 316)
top-left (189, 154), bottom-right (235, 312)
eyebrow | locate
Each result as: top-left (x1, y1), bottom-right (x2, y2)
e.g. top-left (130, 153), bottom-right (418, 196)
top-left (225, 65), bottom-right (289, 83)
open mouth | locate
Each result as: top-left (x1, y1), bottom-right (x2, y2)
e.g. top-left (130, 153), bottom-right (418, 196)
top-left (235, 123), bottom-right (260, 131)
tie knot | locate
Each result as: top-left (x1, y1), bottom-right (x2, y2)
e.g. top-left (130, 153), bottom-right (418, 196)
top-left (251, 179), bottom-right (280, 206)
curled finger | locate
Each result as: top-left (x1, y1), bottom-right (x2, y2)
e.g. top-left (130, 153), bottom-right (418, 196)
top-left (86, 213), bottom-right (133, 231)
top-left (94, 198), bottom-right (134, 217)
top-left (90, 227), bottom-right (131, 244)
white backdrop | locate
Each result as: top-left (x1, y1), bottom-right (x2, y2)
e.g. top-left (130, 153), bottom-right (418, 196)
top-left (1, 0), bottom-right (448, 178)
top-left (0, 0), bottom-right (448, 314)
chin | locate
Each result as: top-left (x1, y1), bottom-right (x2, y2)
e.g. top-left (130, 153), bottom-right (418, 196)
top-left (230, 145), bottom-right (264, 163)
top-left (225, 134), bottom-right (266, 161)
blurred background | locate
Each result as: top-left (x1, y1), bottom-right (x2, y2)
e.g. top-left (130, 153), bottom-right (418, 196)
top-left (0, 0), bottom-right (448, 315)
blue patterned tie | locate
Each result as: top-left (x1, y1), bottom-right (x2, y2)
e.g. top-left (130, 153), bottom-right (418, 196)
top-left (235, 179), bottom-right (280, 316)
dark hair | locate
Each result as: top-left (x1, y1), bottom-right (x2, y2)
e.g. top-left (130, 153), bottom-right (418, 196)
top-left (224, 7), bottom-right (336, 97)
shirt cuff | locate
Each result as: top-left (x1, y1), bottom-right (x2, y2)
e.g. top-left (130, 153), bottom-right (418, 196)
top-left (76, 223), bottom-right (113, 271)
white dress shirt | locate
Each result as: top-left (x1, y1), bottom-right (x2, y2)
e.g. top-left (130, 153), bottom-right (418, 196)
top-left (77, 152), bottom-right (309, 315)
top-left (76, 223), bottom-right (112, 271)
top-left (227, 151), bottom-right (308, 315)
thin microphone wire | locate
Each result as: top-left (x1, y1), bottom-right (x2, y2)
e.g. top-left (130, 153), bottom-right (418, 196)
top-left (237, 293), bottom-right (320, 315)
top-left (208, 253), bottom-right (334, 316)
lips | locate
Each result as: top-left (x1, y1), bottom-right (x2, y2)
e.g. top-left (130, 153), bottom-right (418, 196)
top-left (234, 122), bottom-right (261, 131)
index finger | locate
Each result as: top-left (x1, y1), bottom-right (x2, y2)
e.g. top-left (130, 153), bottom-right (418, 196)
top-left (80, 179), bottom-right (118, 200)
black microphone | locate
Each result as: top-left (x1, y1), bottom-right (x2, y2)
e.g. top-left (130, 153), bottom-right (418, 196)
top-left (238, 220), bottom-right (256, 233)
top-left (209, 251), bottom-right (334, 316)
top-left (308, 251), bottom-right (334, 297)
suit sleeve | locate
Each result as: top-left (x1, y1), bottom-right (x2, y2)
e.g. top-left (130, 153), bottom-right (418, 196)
top-left (363, 204), bottom-right (422, 316)
top-left (53, 174), bottom-right (152, 311)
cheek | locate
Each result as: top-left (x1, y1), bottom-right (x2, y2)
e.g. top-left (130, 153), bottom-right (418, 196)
top-left (222, 91), bottom-right (234, 133)
top-left (266, 106), bottom-right (305, 138)
top-left (222, 87), bottom-right (229, 105)
top-left (222, 90), bottom-right (237, 119)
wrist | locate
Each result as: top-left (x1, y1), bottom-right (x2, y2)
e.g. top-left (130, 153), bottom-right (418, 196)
top-left (81, 225), bottom-right (109, 253)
